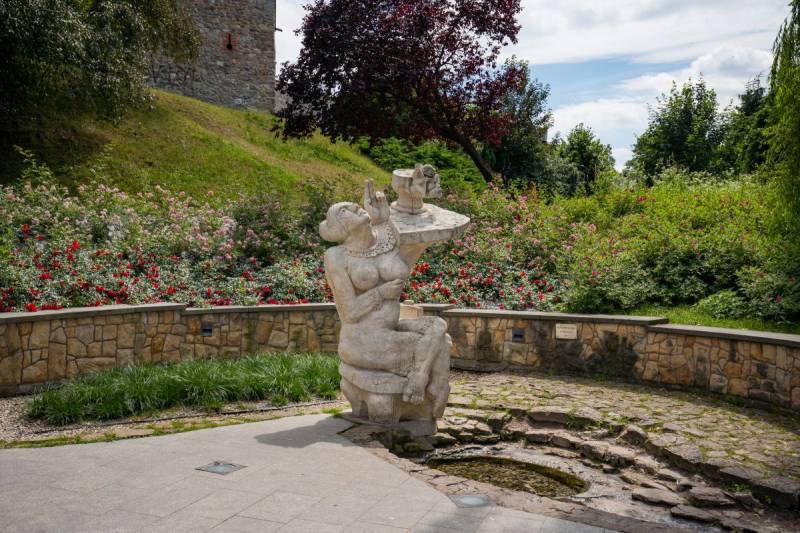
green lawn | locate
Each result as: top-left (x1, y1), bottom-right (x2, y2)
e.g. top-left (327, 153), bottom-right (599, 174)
top-left (630, 305), bottom-right (800, 335)
top-left (1, 90), bottom-right (389, 203)
top-left (28, 353), bottom-right (340, 425)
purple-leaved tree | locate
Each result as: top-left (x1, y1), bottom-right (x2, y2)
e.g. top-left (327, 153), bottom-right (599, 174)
top-left (277, 0), bottom-right (524, 182)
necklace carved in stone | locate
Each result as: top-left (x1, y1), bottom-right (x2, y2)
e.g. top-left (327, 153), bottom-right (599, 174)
top-left (345, 221), bottom-right (398, 258)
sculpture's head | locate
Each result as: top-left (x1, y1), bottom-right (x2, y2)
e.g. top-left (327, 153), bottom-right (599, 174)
top-left (319, 202), bottom-right (370, 242)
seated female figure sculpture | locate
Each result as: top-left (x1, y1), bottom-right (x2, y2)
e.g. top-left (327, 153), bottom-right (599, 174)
top-left (320, 180), bottom-right (451, 431)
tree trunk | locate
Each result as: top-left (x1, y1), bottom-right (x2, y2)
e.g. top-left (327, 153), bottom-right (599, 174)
top-left (447, 128), bottom-right (495, 182)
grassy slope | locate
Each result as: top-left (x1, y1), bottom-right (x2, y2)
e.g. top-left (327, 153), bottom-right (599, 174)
top-left (0, 90), bottom-right (389, 202)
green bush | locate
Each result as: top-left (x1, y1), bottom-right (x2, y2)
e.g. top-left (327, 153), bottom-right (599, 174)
top-left (694, 290), bottom-right (749, 319)
top-left (358, 137), bottom-right (484, 192)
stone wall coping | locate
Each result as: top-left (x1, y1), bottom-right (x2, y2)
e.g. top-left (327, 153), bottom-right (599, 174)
top-left (440, 308), bottom-right (669, 325)
top-left (417, 304), bottom-right (456, 311)
top-left (182, 303), bottom-right (337, 315)
top-left (648, 324), bottom-right (800, 348)
top-left (0, 303), bottom-right (188, 325)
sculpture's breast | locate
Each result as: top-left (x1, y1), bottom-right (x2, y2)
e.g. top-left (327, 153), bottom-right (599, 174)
top-left (348, 260), bottom-right (380, 291)
top-left (378, 251), bottom-right (408, 281)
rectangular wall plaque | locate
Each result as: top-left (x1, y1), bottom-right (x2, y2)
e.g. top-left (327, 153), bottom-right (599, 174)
top-left (555, 323), bottom-right (578, 340)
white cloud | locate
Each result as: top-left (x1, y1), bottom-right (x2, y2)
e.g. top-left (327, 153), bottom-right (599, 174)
top-left (552, 99), bottom-right (649, 141)
top-left (620, 45), bottom-right (772, 104)
top-left (611, 148), bottom-right (633, 171)
top-left (510, 0), bottom-right (786, 65)
top-left (551, 98), bottom-right (650, 170)
top-left (275, 1), bottom-right (306, 67)
top-left (275, 1), bottom-right (788, 68)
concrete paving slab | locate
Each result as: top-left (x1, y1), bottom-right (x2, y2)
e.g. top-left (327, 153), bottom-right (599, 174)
top-left (0, 414), bottom-right (613, 532)
top-left (208, 515), bottom-right (283, 532)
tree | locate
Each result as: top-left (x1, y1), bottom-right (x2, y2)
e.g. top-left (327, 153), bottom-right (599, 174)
top-left (277, 0), bottom-right (524, 182)
top-left (718, 78), bottom-right (771, 174)
top-left (627, 79), bottom-right (725, 176)
top-left (555, 124), bottom-right (615, 195)
top-left (0, 0), bottom-right (199, 129)
top-left (482, 59), bottom-right (552, 186)
top-left (770, 0), bottom-right (800, 227)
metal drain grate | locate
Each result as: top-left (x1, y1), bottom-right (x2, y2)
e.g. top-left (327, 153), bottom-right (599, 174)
top-left (195, 461), bottom-right (246, 475)
top-left (450, 494), bottom-right (492, 508)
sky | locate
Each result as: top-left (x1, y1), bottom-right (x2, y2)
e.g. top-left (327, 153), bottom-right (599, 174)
top-left (276, 1), bottom-right (790, 170)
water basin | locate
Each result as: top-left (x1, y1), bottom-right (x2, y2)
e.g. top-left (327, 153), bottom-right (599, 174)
top-left (427, 455), bottom-right (588, 498)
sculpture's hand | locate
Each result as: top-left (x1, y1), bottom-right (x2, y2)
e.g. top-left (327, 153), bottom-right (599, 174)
top-left (408, 165), bottom-right (427, 205)
top-left (378, 279), bottom-right (404, 300)
top-left (363, 179), bottom-right (390, 224)
top-left (403, 371), bottom-right (428, 404)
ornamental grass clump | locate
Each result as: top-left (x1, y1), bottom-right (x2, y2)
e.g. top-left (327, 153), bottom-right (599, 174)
top-left (27, 353), bottom-right (340, 425)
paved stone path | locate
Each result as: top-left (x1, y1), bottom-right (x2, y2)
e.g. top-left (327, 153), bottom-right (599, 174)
top-left (0, 414), bottom-right (612, 532)
top-left (450, 371), bottom-right (800, 487)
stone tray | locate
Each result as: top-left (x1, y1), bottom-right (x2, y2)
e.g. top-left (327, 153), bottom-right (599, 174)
top-left (391, 204), bottom-right (470, 246)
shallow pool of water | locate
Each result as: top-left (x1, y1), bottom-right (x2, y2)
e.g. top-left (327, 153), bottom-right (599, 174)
top-left (427, 455), bottom-right (588, 498)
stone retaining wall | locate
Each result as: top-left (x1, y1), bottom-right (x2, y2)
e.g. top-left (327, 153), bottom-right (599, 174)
top-left (1, 304), bottom-right (798, 410)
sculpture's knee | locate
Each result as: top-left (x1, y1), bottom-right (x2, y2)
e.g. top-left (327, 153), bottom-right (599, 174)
top-left (430, 316), bottom-right (447, 337)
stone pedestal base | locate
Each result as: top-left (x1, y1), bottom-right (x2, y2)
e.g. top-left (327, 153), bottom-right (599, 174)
top-left (339, 366), bottom-right (444, 437)
top-left (339, 411), bottom-right (437, 437)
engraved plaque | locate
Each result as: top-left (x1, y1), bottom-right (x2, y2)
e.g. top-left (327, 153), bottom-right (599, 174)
top-left (555, 323), bottom-right (578, 340)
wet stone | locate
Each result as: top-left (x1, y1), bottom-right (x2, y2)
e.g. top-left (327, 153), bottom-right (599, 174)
top-left (752, 476), bottom-right (800, 509)
top-left (631, 487), bottom-right (686, 507)
top-left (687, 486), bottom-right (735, 508)
top-left (719, 466), bottom-right (763, 485)
top-left (619, 424), bottom-right (648, 446)
top-left (550, 431), bottom-right (584, 449)
top-left (604, 445), bottom-right (637, 467)
top-left (670, 505), bottom-right (718, 523)
top-left (524, 429), bottom-right (551, 444)
top-left (657, 468), bottom-right (685, 483)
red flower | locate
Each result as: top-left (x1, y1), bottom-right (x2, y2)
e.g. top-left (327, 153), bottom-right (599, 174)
top-left (39, 272), bottom-right (51, 280)
top-left (25, 303), bottom-right (38, 312)
top-left (70, 240), bottom-right (80, 251)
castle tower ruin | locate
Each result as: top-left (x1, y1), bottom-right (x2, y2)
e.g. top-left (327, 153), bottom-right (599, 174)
top-left (150, 0), bottom-right (277, 112)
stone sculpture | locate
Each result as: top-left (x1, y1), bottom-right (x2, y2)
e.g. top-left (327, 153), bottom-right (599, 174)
top-left (320, 167), bottom-right (469, 435)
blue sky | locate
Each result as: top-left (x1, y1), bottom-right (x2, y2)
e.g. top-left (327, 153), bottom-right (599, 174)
top-left (277, 1), bottom-right (790, 169)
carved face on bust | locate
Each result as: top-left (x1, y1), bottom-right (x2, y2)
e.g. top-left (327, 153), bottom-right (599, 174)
top-left (319, 202), bottom-right (370, 242)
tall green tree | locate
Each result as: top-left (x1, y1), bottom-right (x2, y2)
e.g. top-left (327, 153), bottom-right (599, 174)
top-left (718, 78), bottom-right (771, 174)
top-left (770, 0), bottom-right (800, 227)
top-left (482, 59), bottom-right (552, 186)
top-left (0, 0), bottom-right (199, 130)
top-left (627, 79), bottom-right (725, 176)
top-left (555, 124), bottom-right (615, 196)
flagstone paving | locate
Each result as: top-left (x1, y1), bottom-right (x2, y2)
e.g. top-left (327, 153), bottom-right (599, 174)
top-left (0, 413), bottom-right (612, 533)
top-left (449, 371), bottom-right (800, 491)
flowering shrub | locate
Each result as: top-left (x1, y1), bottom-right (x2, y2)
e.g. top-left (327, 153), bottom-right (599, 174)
top-left (1, 159), bottom-right (797, 323)
top-left (0, 167), bottom-right (332, 311)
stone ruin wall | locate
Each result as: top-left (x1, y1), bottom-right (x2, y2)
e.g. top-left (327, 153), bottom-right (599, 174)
top-left (149, 0), bottom-right (277, 111)
top-left (1, 304), bottom-right (798, 411)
